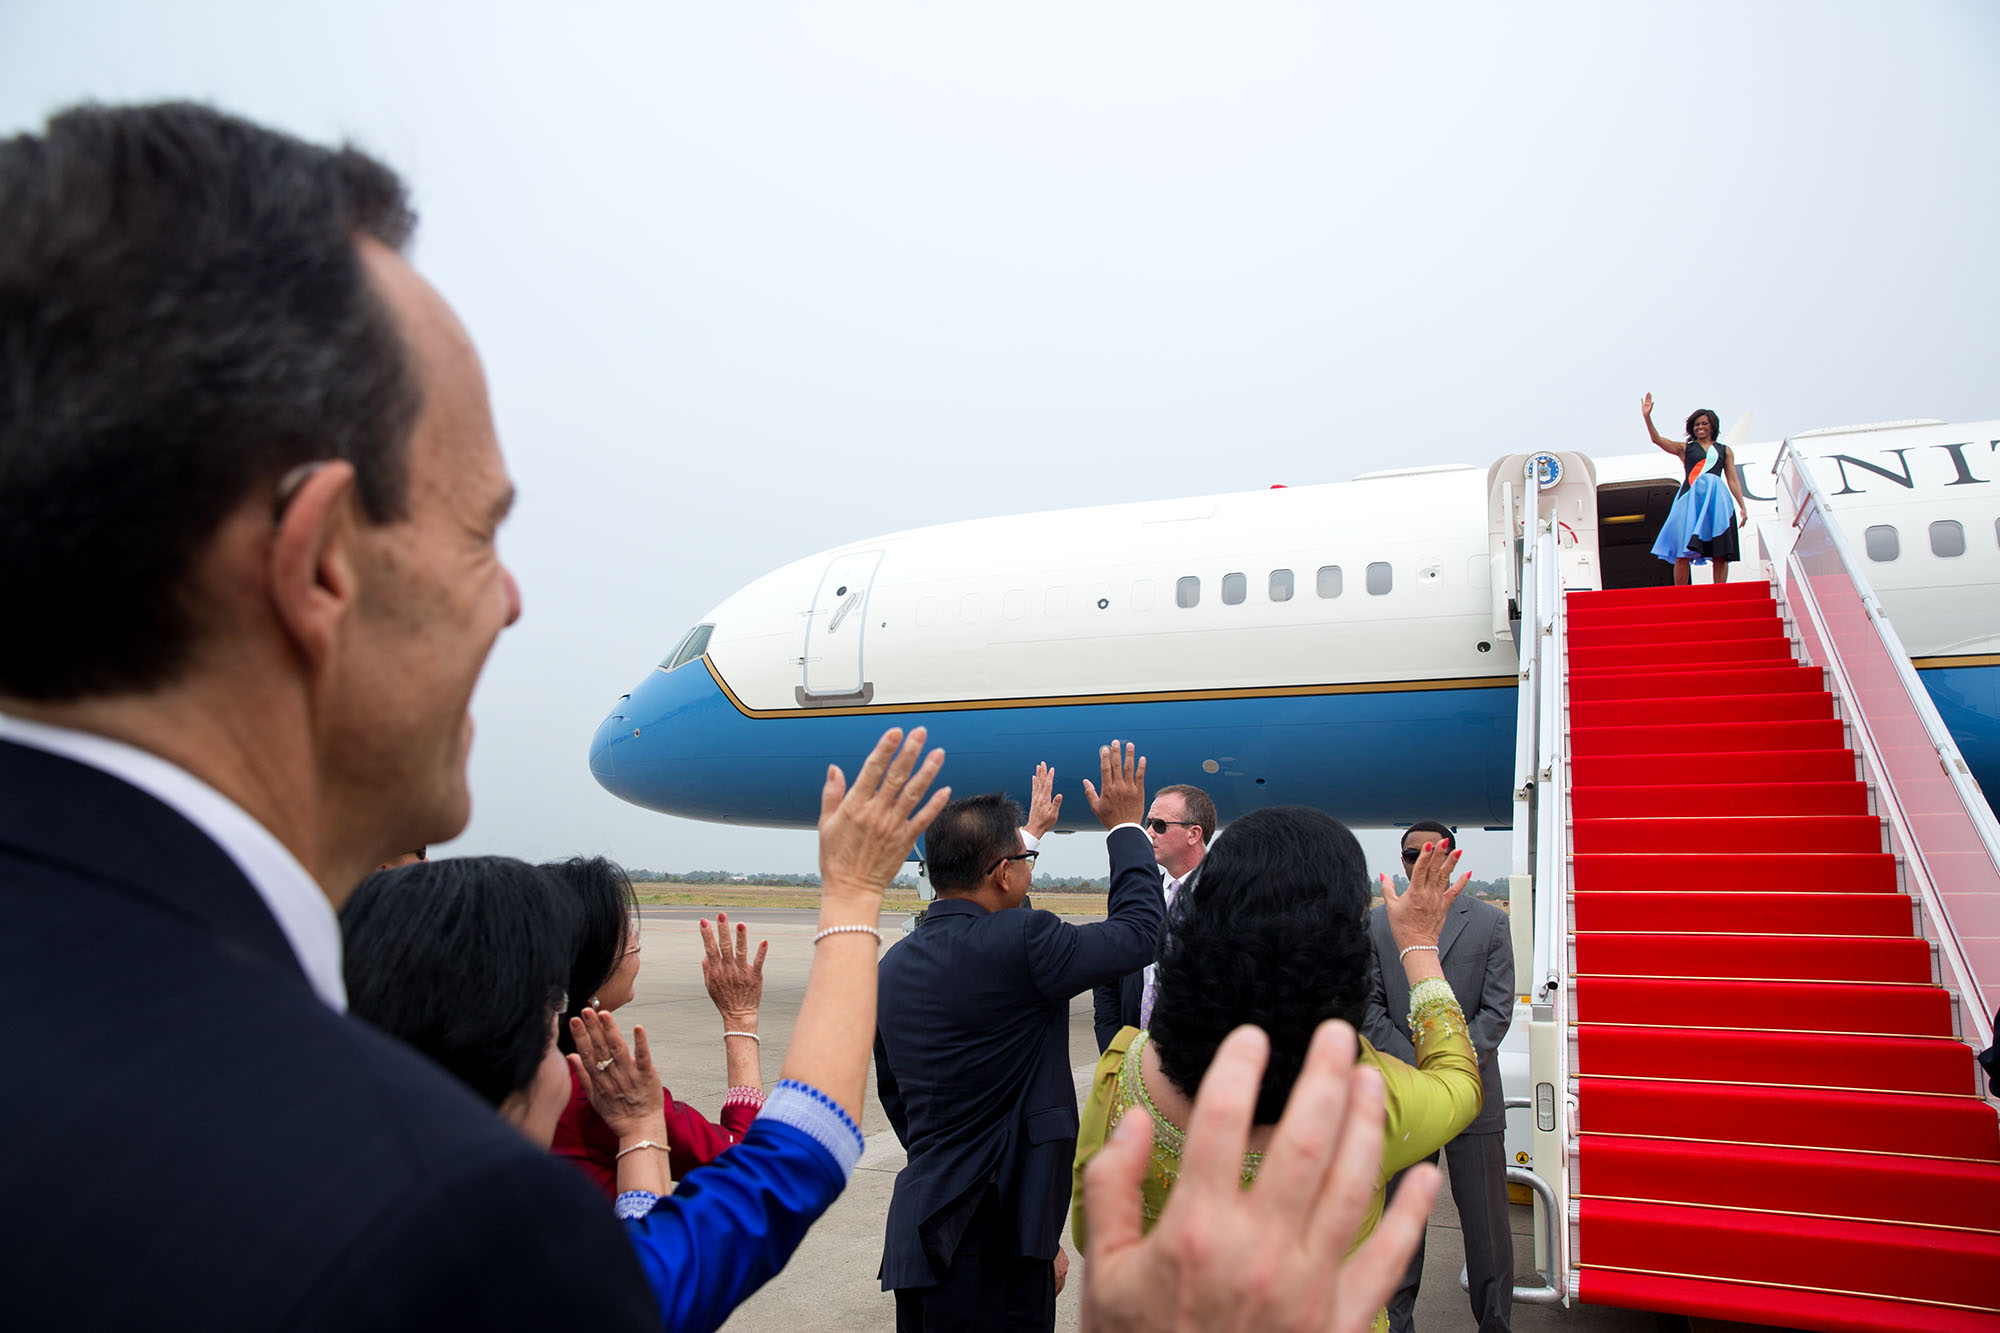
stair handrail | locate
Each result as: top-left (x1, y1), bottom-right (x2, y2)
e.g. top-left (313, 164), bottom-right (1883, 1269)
top-left (1770, 438), bottom-right (2000, 1054)
top-left (1533, 528), bottom-right (1566, 1004)
top-left (1507, 460), bottom-right (1575, 1299)
top-left (1510, 459), bottom-right (1540, 886)
top-left (1529, 523), bottom-right (1573, 1298)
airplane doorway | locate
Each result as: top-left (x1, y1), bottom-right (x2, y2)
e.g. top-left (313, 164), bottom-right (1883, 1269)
top-left (1595, 482), bottom-right (1680, 590)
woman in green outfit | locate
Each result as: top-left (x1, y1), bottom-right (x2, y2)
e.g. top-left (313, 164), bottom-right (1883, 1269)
top-left (1072, 807), bottom-right (1481, 1332)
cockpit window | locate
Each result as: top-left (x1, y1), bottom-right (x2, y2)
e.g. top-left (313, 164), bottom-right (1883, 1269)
top-left (661, 624), bottom-right (714, 671)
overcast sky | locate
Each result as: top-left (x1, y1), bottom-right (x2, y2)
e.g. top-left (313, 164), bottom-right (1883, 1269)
top-left (6, 2), bottom-right (1996, 884)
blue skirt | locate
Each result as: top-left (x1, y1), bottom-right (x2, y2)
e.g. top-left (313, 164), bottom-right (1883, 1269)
top-left (1652, 473), bottom-right (1740, 565)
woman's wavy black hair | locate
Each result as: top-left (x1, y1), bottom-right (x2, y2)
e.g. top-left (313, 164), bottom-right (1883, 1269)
top-left (340, 857), bottom-right (573, 1109)
top-left (541, 856), bottom-right (640, 1055)
top-left (1684, 408), bottom-right (1720, 443)
top-left (1149, 806), bottom-right (1374, 1125)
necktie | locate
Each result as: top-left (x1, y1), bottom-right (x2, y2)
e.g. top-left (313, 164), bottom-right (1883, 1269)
top-left (1138, 874), bottom-right (1181, 1029)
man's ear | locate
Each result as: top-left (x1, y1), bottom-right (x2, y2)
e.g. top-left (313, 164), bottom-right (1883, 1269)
top-left (268, 460), bottom-right (362, 670)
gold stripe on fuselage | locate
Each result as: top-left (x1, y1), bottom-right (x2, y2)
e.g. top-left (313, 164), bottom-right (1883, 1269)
top-left (688, 656), bottom-right (1515, 721)
top-left (1911, 653), bottom-right (2000, 670)
top-left (684, 651), bottom-right (1994, 721)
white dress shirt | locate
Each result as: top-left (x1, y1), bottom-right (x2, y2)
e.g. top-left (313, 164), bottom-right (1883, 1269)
top-left (0, 713), bottom-right (347, 1010)
top-left (1018, 824), bottom-right (1146, 853)
top-left (1138, 868), bottom-right (1183, 1028)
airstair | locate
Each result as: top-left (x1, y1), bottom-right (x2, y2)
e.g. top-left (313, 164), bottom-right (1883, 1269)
top-left (1504, 445), bottom-right (2000, 1330)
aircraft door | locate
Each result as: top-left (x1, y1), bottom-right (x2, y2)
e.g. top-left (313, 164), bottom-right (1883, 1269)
top-left (799, 549), bottom-right (883, 705)
top-left (1485, 451), bottom-right (1601, 642)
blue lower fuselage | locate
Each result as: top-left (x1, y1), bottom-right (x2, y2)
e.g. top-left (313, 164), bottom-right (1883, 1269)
top-left (589, 659), bottom-right (2000, 832)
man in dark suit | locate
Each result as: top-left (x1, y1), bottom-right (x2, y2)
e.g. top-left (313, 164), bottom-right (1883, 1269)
top-left (876, 742), bottom-right (1164, 1331)
top-left (1364, 821), bottom-right (1517, 1333)
top-left (0, 104), bottom-right (657, 1328)
top-left (1091, 782), bottom-right (1214, 1050)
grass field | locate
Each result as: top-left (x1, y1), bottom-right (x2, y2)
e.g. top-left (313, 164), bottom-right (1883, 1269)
top-left (635, 882), bottom-right (1112, 915)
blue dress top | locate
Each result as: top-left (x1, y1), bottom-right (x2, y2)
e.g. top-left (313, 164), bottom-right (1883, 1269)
top-left (618, 1078), bottom-right (864, 1333)
top-left (1652, 440), bottom-right (1741, 565)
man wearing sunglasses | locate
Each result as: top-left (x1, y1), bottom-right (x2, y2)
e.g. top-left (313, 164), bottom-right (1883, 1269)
top-left (1364, 821), bottom-right (1517, 1333)
top-left (1091, 783), bottom-right (1215, 1052)
top-left (873, 743), bottom-right (1164, 1333)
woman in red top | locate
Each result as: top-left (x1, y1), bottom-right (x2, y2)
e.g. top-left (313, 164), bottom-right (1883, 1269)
top-left (544, 856), bottom-right (769, 1194)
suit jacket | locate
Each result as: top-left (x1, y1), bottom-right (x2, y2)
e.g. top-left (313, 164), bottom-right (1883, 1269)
top-left (1091, 865), bottom-right (1172, 1051)
top-left (0, 740), bottom-right (659, 1330)
top-left (1092, 969), bottom-right (1146, 1052)
top-left (1362, 895), bottom-right (1514, 1136)
top-left (874, 825), bottom-right (1163, 1289)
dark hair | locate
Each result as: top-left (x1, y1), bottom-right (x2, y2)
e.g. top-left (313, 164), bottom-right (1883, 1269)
top-left (1684, 409), bottom-right (1720, 444)
top-left (1150, 807), bottom-right (1374, 1124)
top-left (0, 101), bottom-right (420, 701)
top-left (541, 856), bottom-right (639, 1055)
top-left (340, 856), bottom-right (571, 1109)
top-left (1401, 819), bottom-right (1455, 853)
top-left (1155, 784), bottom-right (1219, 844)
top-left (924, 793), bottom-right (1024, 894)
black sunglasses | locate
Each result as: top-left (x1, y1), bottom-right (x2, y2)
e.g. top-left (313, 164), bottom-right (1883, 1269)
top-left (985, 849), bottom-right (1040, 876)
top-left (1400, 843), bottom-right (1452, 865)
top-left (1145, 818), bottom-right (1197, 834)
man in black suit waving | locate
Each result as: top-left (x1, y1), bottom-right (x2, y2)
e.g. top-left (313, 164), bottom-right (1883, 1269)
top-left (0, 105), bottom-right (656, 1329)
top-left (876, 742), bottom-right (1164, 1331)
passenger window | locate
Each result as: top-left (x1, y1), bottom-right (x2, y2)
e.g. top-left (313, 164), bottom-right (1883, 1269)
top-left (1269, 569), bottom-right (1294, 602)
top-left (1221, 572), bottom-right (1246, 605)
top-left (1176, 576), bottom-right (1200, 608)
top-left (1317, 565), bottom-right (1343, 598)
top-left (1366, 562), bottom-right (1393, 595)
top-left (1929, 520), bottom-right (1966, 558)
top-left (1864, 525), bottom-right (1899, 562)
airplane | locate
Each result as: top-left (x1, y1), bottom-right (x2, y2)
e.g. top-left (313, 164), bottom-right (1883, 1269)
top-left (588, 416), bottom-right (2000, 835)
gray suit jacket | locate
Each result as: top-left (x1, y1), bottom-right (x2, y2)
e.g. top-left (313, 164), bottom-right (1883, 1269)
top-left (1362, 895), bottom-right (1514, 1136)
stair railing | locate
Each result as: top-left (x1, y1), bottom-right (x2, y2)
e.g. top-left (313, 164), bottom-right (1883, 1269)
top-left (1507, 454), bottom-right (1573, 1302)
top-left (1768, 439), bottom-right (2000, 1059)
top-left (1529, 517), bottom-right (1573, 1302)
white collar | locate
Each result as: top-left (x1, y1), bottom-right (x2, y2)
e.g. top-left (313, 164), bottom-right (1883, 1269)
top-left (0, 714), bottom-right (347, 1011)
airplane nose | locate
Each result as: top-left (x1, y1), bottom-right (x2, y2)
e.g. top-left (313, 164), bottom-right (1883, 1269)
top-left (588, 661), bottom-right (767, 819)
top-left (588, 656), bottom-right (848, 826)
top-left (588, 699), bottom-right (633, 782)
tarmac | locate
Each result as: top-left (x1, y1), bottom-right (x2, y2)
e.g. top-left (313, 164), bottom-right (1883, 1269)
top-left (624, 905), bottom-right (1763, 1333)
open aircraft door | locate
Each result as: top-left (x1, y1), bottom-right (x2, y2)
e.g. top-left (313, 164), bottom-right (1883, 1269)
top-left (798, 549), bottom-right (883, 706)
top-left (1486, 451), bottom-right (1600, 643)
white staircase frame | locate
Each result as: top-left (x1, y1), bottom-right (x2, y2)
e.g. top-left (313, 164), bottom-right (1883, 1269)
top-left (1764, 440), bottom-right (2000, 1061)
top-left (1508, 459), bottom-right (1574, 1304)
top-left (1503, 439), bottom-right (2000, 1309)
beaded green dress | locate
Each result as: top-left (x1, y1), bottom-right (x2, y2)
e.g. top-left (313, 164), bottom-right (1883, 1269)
top-left (1070, 979), bottom-right (1483, 1332)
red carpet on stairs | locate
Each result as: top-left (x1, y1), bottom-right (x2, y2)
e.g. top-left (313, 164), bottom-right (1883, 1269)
top-left (1563, 581), bottom-right (2000, 1330)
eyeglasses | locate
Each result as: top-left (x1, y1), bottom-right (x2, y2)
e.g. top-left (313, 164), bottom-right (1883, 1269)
top-left (271, 459), bottom-right (330, 524)
top-left (984, 849), bottom-right (1040, 876)
top-left (1145, 818), bottom-right (1196, 834)
top-left (1400, 844), bottom-right (1451, 866)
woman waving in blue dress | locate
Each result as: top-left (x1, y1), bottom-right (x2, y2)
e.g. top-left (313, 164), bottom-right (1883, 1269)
top-left (1643, 393), bottom-right (1749, 584)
